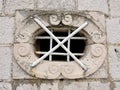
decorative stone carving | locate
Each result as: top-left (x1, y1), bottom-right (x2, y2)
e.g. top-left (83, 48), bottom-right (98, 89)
top-left (62, 65), bottom-right (73, 74)
top-left (62, 14), bottom-right (72, 25)
top-left (49, 15), bottom-right (60, 25)
top-left (14, 11), bottom-right (107, 79)
top-left (91, 44), bottom-right (103, 57)
top-left (15, 31), bottom-right (30, 43)
top-left (17, 44), bottom-right (30, 57)
top-left (49, 65), bottom-right (59, 74)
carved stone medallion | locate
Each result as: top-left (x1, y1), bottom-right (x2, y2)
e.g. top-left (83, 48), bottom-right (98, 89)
top-left (14, 11), bottom-right (107, 79)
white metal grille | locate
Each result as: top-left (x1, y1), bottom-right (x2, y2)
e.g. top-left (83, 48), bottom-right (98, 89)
top-left (31, 15), bottom-right (88, 71)
top-left (35, 29), bottom-right (87, 62)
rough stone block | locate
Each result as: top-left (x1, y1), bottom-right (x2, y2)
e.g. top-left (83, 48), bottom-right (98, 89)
top-left (0, 47), bottom-right (12, 80)
top-left (106, 18), bottom-right (120, 44)
top-left (110, 0), bottom-right (120, 17)
top-left (114, 82), bottom-right (120, 90)
top-left (0, 17), bottom-right (14, 44)
top-left (108, 45), bottom-right (120, 80)
top-left (38, 0), bottom-right (76, 10)
top-left (5, 0), bottom-right (34, 15)
top-left (16, 84), bottom-right (37, 90)
top-left (89, 81), bottom-right (110, 90)
top-left (62, 81), bottom-right (88, 90)
top-left (0, 82), bottom-right (12, 90)
top-left (39, 80), bottom-right (88, 90)
top-left (39, 80), bottom-right (59, 90)
top-left (0, 0), bottom-right (2, 14)
top-left (78, 0), bottom-right (108, 14)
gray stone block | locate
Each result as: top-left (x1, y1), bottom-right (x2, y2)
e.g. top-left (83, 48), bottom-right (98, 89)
top-left (0, 0), bottom-right (2, 14)
top-left (114, 82), bottom-right (120, 90)
top-left (106, 18), bottom-right (120, 44)
top-left (0, 17), bottom-right (14, 44)
top-left (39, 80), bottom-right (59, 90)
top-left (5, 0), bottom-right (34, 15)
top-left (108, 45), bottom-right (120, 80)
top-left (78, 0), bottom-right (108, 14)
top-left (39, 80), bottom-right (88, 90)
top-left (0, 47), bottom-right (12, 80)
top-left (89, 81), bottom-right (110, 90)
top-left (38, 0), bottom-right (76, 10)
top-left (110, 0), bottom-right (120, 17)
top-left (0, 82), bottom-right (12, 90)
top-left (62, 81), bottom-right (88, 90)
top-left (16, 84), bottom-right (37, 90)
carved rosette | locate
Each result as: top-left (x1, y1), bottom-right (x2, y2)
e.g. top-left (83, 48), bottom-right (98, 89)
top-left (62, 15), bottom-right (72, 25)
top-left (91, 44), bottom-right (103, 57)
top-left (14, 11), bottom-right (107, 79)
top-left (49, 15), bottom-right (60, 25)
top-left (17, 45), bottom-right (30, 57)
top-left (62, 65), bottom-right (73, 74)
top-left (49, 65), bottom-right (59, 74)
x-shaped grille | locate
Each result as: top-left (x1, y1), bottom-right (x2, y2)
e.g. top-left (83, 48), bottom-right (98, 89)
top-left (30, 15), bottom-right (88, 71)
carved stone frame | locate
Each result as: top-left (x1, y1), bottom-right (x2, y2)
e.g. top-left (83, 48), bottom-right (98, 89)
top-left (14, 10), bottom-right (107, 79)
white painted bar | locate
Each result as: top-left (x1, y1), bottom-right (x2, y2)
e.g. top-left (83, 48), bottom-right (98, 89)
top-left (31, 15), bottom-right (88, 71)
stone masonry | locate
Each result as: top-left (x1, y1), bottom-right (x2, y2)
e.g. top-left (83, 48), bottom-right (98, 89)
top-left (0, 0), bottom-right (120, 90)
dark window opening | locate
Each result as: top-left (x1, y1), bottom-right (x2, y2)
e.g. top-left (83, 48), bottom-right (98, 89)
top-left (34, 27), bottom-right (87, 61)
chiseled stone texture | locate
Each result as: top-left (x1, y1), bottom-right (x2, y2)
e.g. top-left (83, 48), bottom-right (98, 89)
top-left (62, 81), bottom-right (88, 90)
top-left (39, 80), bottom-right (88, 90)
top-left (106, 18), bottom-right (120, 44)
top-left (0, 47), bottom-right (12, 80)
top-left (13, 60), bottom-right (34, 79)
top-left (89, 81), bottom-right (110, 90)
top-left (16, 84), bottom-right (37, 90)
top-left (110, 0), bottom-right (120, 17)
top-left (0, 0), bottom-right (2, 14)
top-left (0, 17), bottom-right (14, 44)
top-left (38, 0), bottom-right (76, 10)
top-left (114, 82), bottom-right (120, 90)
top-left (88, 63), bottom-right (108, 79)
top-left (5, 0), bottom-right (34, 15)
top-left (0, 82), bottom-right (12, 90)
top-left (39, 80), bottom-right (59, 90)
top-left (108, 45), bottom-right (120, 80)
top-left (78, 0), bottom-right (108, 14)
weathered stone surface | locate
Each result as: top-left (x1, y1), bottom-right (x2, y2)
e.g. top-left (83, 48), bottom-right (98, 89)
top-left (106, 18), bottom-right (120, 44)
top-left (114, 82), bottom-right (120, 90)
top-left (0, 0), bottom-right (2, 14)
top-left (0, 17), bottom-right (14, 44)
top-left (14, 11), bottom-right (107, 79)
top-left (0, 82), bottom-right (12, 90)
top-left (0, 47), bottom-right (12, 80)
top-left (108, 45), bottom-right (120, 80)
top-left (13, 60), bottom-right (34, 79)
top-left (39, 80), bottom-right (59, 90)
top-left (89, 81), bottom-right (110, 90)
top-left (5, 0), bottom-right (34, 15)
top-left (110, 0), bottom-right (120, 17)
top-left (38, 0), bottom-right (76, 10)
top-left (78, 0), bottom-right (108, 14)
top-left (16, 84), bottom-right (37, 90)
top-left (62, 81), bottom-right (88, 90)
top-left (88, 63), bottom-right (108, 78)
top-left (39, 80), bottom-right (88, 90)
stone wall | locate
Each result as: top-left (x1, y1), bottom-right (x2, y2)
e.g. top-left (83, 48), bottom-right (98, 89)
top-left (0, 0), bottom-right (120, 90)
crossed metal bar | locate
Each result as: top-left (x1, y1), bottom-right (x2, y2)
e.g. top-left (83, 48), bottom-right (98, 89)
top-left (30, 15), bottom-right (88, 71)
